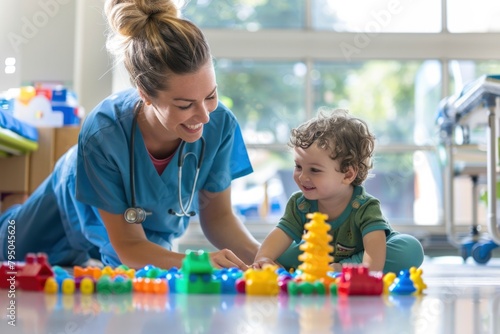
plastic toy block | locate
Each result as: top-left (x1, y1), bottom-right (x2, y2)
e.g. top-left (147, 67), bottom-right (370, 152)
top-left (61, 278), bottom-right (75, 294)
top-left (44, 277), bottom-right (58, 294)
top-left (96, 275), bottom-right (113, 294)
top-left (297, 212), bottom-right (334, 283)
top-left (17, 253), bottom-right (54, 291)
top-left (383, 272), bottom-right (397, 295)
top-left (213, 268), bottom-right (243, 294)
top-left (51, 266), bottom-right (69, 278)
top-left (115, 265), bottom-right (136, 279)
top-left (175, 274), bottom-right (221, 294)
top-left (389, 270), bottom-right (416, 295)
top-left (165, 267), bottom-right (180, 293)
top-left (74, 266), bottom-right (102, 280)
top-left (151, 279), bottom-right (168, 294)
top-left (133, 278), bottom-right (168, 294)
top-left (235, 278), bottom-right (246, 294)
top-left (337, 264), bottom-right (383, 296)
top-left (79, 277), bottom-right (95, 295)
top-left (243, 265), bottom-right (279, 296)
top-left (278, 275), bottom-right (292, 294)
top-left (111, 275), bottom-right (133, 294)
top-left (409, 267), bottom-right (427, 295)
top-left (0, 262), bottom-right (24, 289)
top-left (181, 250), bottom-right (215, 275)
top-left (287, 280), bottom-right (327, 296)
top-left (101, 266), bottom-right (116, 278)
top-left (176, 250), bottom-right (221, 294)
top-left (135, 265), bottom-right (165, 278)
top-left (329, 282), bottom-right (338, 295)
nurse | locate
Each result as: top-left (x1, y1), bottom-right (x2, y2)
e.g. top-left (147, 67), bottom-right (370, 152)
top-left (0, 0), bottom-right (260, 270)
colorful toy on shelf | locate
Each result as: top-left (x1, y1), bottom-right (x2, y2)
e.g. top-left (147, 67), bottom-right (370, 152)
top-left (17, 252), bottom-right (54, 291)
top-left (337, 264), bottom-right (383, 296)
top-left (297, 212), bottom-right (334, 283)
top-left (6, 84), bottom-right (82, 127)
top-left (176, 250), bottom-right (221, 294)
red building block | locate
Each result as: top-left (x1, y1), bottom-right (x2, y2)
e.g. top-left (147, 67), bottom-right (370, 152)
top-left (337, 264), bottom-right (383, 296)
top-left (17, 253), bottom-right (54, 291)
top-left (0, 262), bottom-right (25, 289)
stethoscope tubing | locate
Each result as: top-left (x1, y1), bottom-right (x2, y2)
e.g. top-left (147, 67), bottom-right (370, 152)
top-left (127, 100), bottom-right (205, 222)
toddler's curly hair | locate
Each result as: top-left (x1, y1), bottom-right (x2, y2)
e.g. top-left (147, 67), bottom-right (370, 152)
top-left (289, 109), bottom-right (375, 186)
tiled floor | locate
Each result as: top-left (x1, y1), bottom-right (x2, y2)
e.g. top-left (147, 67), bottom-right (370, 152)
top-left (1, 256), bottom-right (499, 334)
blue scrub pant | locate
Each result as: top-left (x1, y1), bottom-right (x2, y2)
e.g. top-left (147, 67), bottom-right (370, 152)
top-left (277, 233), bottom-right (424, 274)
top-left (0, 177), bottom-right (97, 266)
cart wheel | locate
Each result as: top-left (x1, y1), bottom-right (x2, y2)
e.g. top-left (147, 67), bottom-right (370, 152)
top-left (472, 244), bottom-right (492, 264)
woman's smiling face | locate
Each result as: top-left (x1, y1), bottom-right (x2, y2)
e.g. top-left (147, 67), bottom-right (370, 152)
top-left (149, 61), bottom-right (218, 143)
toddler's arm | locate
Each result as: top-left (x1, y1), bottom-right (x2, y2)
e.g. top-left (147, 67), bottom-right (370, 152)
top-left (362, 230), bottom-right (387, 271)
top-left (252, 228), bottom-right (293, 268)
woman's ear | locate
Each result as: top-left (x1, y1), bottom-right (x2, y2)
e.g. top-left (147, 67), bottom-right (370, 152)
top-left (343, 166), bottom-right (358, 184)
top-left (138, 91), bottom-right (151, 106)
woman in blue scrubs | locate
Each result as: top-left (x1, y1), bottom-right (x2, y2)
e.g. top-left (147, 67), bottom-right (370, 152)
top-left (0, 0), bottom-right (260, 270)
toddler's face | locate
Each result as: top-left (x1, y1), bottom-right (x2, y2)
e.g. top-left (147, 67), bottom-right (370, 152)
top-left (292, 143), bottom-right (349, 201)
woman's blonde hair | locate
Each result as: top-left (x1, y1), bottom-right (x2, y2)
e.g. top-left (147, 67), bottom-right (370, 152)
top-left (104, 0), bottom-right (211, 98)
top-left (289, 109), bottom-right (375, 186)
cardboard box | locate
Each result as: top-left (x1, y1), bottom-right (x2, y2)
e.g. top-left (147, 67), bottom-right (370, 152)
top-left (0, 126), bottom-right (80, 194)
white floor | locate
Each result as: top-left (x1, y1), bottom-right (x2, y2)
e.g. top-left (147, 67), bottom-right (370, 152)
top-left (1, 256), bottom-right (499, 334)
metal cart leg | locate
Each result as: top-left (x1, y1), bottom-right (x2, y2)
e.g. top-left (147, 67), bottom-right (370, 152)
top-left (470, 99), bottom-right (500, 264)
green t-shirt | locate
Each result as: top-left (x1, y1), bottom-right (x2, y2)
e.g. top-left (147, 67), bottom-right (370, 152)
top-left (277, 185), bottom-right (397, 262)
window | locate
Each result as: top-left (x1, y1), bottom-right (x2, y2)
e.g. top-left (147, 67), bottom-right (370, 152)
top-left (174, 2), bottom-right (500, 230)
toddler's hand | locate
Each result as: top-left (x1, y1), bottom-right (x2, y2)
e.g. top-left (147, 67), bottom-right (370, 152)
top-left (329, 263), bottom-right (342, 272)
top-left (251, 257), bottom-right (277, 269)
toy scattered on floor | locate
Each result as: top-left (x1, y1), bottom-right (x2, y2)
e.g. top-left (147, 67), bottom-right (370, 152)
top-left (238, 264), bottom-right (280, 296)
top-left (0, 244), bottom-right (426, 298)
top-left (175, 249), bottom-right (221, 294)
top-left (337, 264), bottom-right (383, 296)
top-left (16, 253), bottom-right (54, 291)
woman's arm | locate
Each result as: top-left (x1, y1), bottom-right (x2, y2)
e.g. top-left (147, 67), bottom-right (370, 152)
top-left (361, 230), bottom-right (387, 271)
top-left (99, 209), bottom-right (185, 269)
top-left (100, 209), bottom-right (251, 270)
top-left (253, 227), bottom-right (293, 268)
top-left (198, 187), bottom-right (260, 266)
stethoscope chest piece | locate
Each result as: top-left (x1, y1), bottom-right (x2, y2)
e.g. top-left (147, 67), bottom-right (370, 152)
top-left (124, 207), bottom-right (149, 224)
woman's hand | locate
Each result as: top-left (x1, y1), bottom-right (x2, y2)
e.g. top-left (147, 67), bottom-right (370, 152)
top-left (209, 248), bottom-right (249, 271)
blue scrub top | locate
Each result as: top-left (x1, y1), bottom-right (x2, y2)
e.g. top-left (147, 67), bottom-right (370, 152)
top-left (65, 89), bottom-right (252, 266)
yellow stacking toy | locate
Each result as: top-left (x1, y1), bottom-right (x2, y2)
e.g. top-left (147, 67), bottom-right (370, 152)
top-left (298, 212), bottom-right (334, 283)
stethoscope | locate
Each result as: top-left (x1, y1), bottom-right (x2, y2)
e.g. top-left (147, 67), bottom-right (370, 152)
top-left (124, 101), bottom-right (206, 224)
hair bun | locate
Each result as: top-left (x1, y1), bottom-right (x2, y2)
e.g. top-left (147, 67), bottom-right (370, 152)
top-left (105, 0), bottom-right (179, 38)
